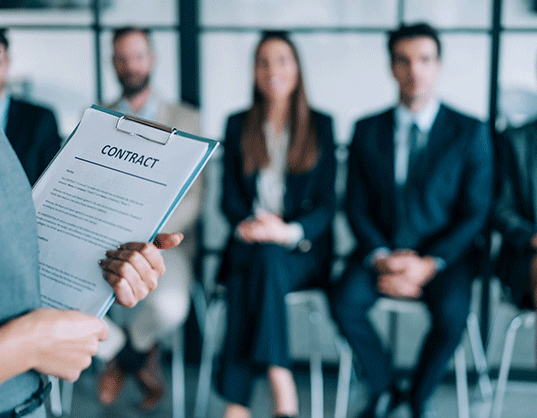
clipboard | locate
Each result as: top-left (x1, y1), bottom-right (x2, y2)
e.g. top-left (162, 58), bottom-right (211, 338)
top-left (32, 105), bottom-right (219, 318)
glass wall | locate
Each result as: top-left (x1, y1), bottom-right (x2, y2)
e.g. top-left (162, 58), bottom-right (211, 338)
top-left (2, 0), bottom-right (537, 371)
top-left (201, 0), bottom-right (399, 28)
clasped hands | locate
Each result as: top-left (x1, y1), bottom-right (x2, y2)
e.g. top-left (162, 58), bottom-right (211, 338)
top-left (236, 210), bottom-right (293, 246)
top-left (374, 249), bottom-right (438, 299)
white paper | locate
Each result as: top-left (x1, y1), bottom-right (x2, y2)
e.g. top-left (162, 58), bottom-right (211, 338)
top-left (32, 107), bottom-right (218, 318)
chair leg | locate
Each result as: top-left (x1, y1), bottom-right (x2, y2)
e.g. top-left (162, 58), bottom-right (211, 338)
top-left (334, 336), bottom-right (352, 418)
top-left (172, 326), bottom-right (185, 418)
top-left (466, 312), bottom-right (493, 401)
top-left (194, 297), bottom-right (225, 418)
top-left (308, 302), bottom-right (324, 418)
top-left (388, 311), bottom-right (398, 360)
top-left (490, 312), bottom-right (535, 418)
top-left (61, 380), bottom-right (74, 416)
top-left (48, 376), bottom-right (62, 417)
top-left (454, 343), bottom-right (470, 418)
top-left (191, 281), bottom-right (208, 335)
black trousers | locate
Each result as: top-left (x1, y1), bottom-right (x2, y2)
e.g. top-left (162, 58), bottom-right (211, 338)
top-left (331, 260), bottom-right (472, 410)
top-left (216, 241), bottom-right (323, 407)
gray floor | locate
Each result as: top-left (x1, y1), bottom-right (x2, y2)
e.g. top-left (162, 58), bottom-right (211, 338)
top-left (47, 360), bottom-right (537, 418)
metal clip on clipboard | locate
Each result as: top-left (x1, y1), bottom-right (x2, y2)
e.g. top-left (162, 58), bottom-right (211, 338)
top-left (115, 114), bottom-right (178, 145)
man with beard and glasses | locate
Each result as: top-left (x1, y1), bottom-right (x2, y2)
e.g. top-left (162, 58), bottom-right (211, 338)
top-left (97, 26), bottom-right (203, 411)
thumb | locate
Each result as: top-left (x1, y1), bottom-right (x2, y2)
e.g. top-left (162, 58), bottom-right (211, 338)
top-left (96, 319), bottom-right (109, 341)
top-left (153, 233), bottom-right (183, 249)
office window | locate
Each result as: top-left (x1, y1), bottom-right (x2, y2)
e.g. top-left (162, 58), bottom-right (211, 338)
top-left (201, 0), bottom-right (398, 28)
top-left (437, 34), bottom-right (490, 120)
top-left (293, 33), bottom-right (394, 144)
top-left (0, 5), bottom-right (92, 26)
top-left (100, 0), bottom-right (178, 26)
top-left (498, 34), bottom-right (537, 128)
top-left (404, 0), bottom-right (491, 28)
top-left (503, 0), bottom-right (537, 28)
top-left (201, 32), bottom-right (258, 141)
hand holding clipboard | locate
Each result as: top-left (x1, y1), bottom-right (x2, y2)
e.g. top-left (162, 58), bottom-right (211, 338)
top-left (32, 105), bottom-right (218, 317)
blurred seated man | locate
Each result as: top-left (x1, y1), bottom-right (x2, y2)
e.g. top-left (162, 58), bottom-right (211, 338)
top-left (330, 23), bottom-right (493, 418)
top-left (97, 26), bottom-right (202, 411)
top-left (0, 28), bottom-right (61, 185)
top-left (493, 74), bottom-right (537, 311)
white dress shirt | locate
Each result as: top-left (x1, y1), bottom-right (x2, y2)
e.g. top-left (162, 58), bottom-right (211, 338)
top-left (116, 91), bottom-right (160, 121)
top-left (393, 99), bottom-right (440, 186)
top-left (0, 91), bottom-right (10, 132)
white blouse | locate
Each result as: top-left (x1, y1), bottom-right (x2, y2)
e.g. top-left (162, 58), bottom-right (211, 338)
top-left (253, 121), bottom-right (290, 215)
top-left (244, 121), bottom-right (304, 248)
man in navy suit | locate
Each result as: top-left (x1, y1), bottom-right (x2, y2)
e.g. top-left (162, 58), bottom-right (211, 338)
top-left (331, 23), bottom-right (493, 418)
top-left (0, 28), bottom-right (61, 185)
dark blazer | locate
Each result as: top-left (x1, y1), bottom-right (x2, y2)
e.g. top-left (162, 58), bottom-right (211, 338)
top-left (346, 104), bottom-right (493, 269)
top-left (493, 120), bottom-right (537, 292)
top-left (219, 109), bottom-right (336, 280)
top-left (494, 120), bottom-right (537, 249)
top-left (5, 97), bottom-right (61, 185)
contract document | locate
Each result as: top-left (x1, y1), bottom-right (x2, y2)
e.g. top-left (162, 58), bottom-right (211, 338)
top-left (32, 105), bottom-right (218, 318)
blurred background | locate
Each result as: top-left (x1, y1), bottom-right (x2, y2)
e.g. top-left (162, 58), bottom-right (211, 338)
top-left (4, 0), bottom-right (537, 416)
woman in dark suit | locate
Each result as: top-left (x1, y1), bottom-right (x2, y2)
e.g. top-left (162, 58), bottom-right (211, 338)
top-left (216, 31), bottom-right (336, 418)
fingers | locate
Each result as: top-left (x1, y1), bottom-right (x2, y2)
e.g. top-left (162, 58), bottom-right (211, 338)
top-left (100, 242), bottom-right (165, 307)
top-left (377, 275), bottom-right (422, 299)
top-left (392, 248), bottom-right (418, 257)
top-left (99, 256), bottom-right (150, 306)
top-left (238, 220), bottom-right (271, 243)
top-left (374, 257), bottom-right (390, 274)
top-left (154, 233), bottom-right (183, 249)
top-left (384, 253), bottom-right (415, 273)
top-left (116, 242), bottom-right (165, 275)
top-left (29, 309), bottom-right (110, 381)
top-left (96, 318), bottom-right (109, 341)
top-left (237, 221), bottom-right (256, 242)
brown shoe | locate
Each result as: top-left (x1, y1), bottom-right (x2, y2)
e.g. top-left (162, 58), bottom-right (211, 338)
top-left (135, 346), bottom-right (164, 411)
top-left (98, 360), bottom-right (126, 405)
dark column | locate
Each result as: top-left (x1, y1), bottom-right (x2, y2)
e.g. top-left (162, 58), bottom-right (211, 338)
top-left (483, 0), bottom-right (503, 346)
top-left (92, 0), bottom-right (103, 104)
top-left (180, 0), bottom-right (200, 107)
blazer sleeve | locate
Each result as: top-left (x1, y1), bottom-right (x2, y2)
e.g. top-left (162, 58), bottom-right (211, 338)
top-left (34, 108), bottom-right (62, 183)
top-left (221, 114), bottom-right (253, 229)
top-left (424, 121), bottom-right (494, 266)
top-left (493, 129), bottom-right (535, 250)
top-left (345, 122), bottom-right (390, 257)
top-left (291, 113), bottom-right (336, 243)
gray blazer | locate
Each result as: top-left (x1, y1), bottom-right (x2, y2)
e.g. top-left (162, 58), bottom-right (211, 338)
top-left (0, 131), bottom-right (43, 414)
